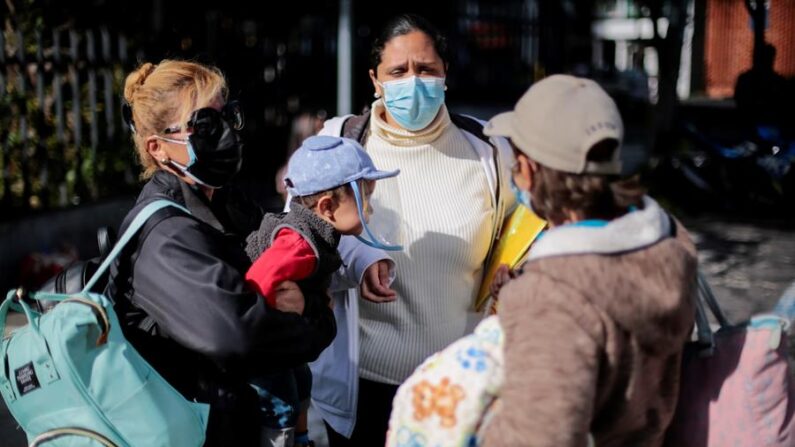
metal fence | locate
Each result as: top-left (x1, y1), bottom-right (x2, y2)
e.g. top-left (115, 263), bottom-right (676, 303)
top-left (1, 0), bottom-right (580, 222)
top-left (0, 20), bottom-right (138, 221)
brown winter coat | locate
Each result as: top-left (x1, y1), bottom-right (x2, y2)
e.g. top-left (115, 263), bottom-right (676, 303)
top-left (481, 198), bottom-right (697, 447)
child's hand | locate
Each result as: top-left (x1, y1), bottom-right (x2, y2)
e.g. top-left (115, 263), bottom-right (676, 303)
top-left (361, 260), bottom-right (397, 303)
top-left (273, 281), bottom-right (305, 315)
top-left (489, 264), bottom-right (515, 298)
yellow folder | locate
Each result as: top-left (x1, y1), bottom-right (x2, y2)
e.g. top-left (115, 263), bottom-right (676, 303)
top-left (475, 205), bottom-right (547, 312)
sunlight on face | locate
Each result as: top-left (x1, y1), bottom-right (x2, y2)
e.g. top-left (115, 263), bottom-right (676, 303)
top-left (376, 31), bottom-right (446, 82)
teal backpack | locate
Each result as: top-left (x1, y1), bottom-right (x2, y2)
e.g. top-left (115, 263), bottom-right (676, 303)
top-left (0, 200), bottom-right (209, 447)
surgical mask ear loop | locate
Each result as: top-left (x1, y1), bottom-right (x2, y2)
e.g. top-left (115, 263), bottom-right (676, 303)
top-left (351, 180), bottom-right (403, 252)
top-left (153, 137), bottom-right (215, 188)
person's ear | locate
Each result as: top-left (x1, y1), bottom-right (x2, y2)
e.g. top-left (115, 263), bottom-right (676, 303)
top-left (513, 153), bottom-right (534, 192)
top-left (369, 69), bottom-right (383, 99)
top-left (526, 159), bottom-right (539, 192)
top-left (316, 195), bottom-right (338, 221)
top-left (146, 137), bottom-right (168, 165)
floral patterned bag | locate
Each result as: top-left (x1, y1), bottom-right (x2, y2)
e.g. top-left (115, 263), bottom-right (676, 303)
top-left (386, 316), bottom-right (504, 447)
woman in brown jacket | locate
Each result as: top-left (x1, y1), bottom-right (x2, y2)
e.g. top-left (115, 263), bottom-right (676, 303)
top-left (480, 75), bottom-right (698, 447)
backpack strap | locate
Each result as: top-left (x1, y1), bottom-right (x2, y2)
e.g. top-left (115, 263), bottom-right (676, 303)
top-left (124, 203), bottom-right (196, 334)
top-left (30, 427), bottom-right (119, 447)
top-left (127, 204), bottom-right (189, 268)
top-left (450, 113), bottom-right (494, 149)
top-left (451, 115), bottom-right (500, 189)
top-left (341, 113), bottom-right (371, 145)
top-left (451, 113), bottom-right (508, 279)
top-left (692, 271), bottom-right (732, 357)
top-left (81, 200), bottom-right (189, 294)
top-left (450, 112), bottom-right (501, 214)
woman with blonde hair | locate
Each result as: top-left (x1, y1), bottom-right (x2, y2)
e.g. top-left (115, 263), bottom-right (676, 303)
top-left (108, 60), bottom-right (335, 446)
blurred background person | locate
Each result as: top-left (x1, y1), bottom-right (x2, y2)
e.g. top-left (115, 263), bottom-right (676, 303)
top-left (275, 111), bottom-right (327, 203)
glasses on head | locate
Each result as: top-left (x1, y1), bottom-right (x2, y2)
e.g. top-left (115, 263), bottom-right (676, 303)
top-left (163, 100), bottom-right (245, 135)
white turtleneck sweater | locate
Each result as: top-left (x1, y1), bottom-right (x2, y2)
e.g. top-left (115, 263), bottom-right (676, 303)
top-left (359, 101), bottom-right (495, 384)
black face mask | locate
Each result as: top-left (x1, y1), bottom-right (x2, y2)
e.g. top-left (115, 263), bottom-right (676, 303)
top-left (180, 107), bottom-right (244, 188)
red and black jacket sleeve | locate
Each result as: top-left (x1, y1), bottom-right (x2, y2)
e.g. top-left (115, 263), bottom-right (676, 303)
top-left (245, 228), bottom-right (317, 308)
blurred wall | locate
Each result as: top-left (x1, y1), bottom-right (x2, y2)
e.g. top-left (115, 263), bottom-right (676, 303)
top-left (706, 0), bottom-right (795, 97)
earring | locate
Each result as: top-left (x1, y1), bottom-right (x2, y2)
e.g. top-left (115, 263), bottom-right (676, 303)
top-left (160, 157), bottom-right (170, 164)
top-left (374, 92), bottom-right (381, 99)
top-left (444, 85), bottom-right (448, 91)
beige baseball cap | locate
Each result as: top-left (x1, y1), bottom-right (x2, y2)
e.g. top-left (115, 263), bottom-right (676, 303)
top-left (485, 74), bottom-right (624, 175)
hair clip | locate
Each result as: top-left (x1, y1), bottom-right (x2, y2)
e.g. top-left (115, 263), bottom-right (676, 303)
top-left (121, 102), bottom-right (137, 134)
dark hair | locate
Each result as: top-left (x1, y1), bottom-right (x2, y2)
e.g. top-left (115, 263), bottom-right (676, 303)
top-left (370, 14), bottom-right (449, 74)
top-left (291, 184), bottom-right (350, 209)
top-left (528, 139), bottom-right (646, 225)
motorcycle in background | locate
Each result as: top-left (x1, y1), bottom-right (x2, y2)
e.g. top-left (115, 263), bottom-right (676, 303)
top-left (651, 121), bottom-right (795, 217)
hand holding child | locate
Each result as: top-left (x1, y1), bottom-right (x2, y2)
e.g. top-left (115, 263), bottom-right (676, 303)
top-left (273, 281), bottom-right (305, 314)
top-left (489, 264), bottom-right (516, 299)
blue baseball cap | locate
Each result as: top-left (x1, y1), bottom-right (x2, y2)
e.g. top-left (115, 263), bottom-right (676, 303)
top-left (285, 135), bottom-right (400, 196)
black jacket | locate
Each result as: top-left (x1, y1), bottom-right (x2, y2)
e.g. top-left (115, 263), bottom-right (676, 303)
top-left (106, 171), bottom-right (336, 446)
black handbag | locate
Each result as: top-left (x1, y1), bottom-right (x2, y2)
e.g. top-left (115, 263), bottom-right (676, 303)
top-left (30, 226), bottom-right (116, 312)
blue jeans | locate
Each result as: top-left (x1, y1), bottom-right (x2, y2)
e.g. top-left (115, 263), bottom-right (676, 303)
top-left (249, 364), bottom-right (312, 429)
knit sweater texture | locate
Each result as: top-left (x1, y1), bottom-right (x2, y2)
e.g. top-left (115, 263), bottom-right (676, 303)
top-left (358, 101), bottom-right (495, 384)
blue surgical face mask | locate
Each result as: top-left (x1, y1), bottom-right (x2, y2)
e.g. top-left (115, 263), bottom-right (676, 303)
top-left (510, 175), bottom-right (534, 213)
top-left (153, 135), bottom-right (206, 186)
top-left (379, 76), bottom-right (446, 131)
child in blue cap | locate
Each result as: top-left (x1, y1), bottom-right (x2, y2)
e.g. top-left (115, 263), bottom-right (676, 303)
top-left (244, 135), bottom-right (399, 446)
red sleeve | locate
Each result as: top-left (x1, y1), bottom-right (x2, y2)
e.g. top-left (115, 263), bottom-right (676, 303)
top-left (245, 228), bottom-right (317, 307)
